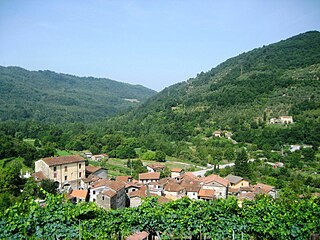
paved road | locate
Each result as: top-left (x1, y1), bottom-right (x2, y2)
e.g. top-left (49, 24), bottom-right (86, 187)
top-left (192, 159), bottom-right (255, 177)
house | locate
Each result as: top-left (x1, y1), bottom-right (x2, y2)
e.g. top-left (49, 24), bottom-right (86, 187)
top-left (128, 187), bottom-right (149, 207)
top-left (163, 182), bottom-right (186, 200)
top-left (34, 155), bottom-right (86, 190)
top-left (147, 182), bottom-right (164, 196)
top-left (91, 154), bottom-right (109, 161)
top-left (139, 172), bottom-right (160, 184)
top-left (265, 162), bottom-right (285, 168)
top-left (116, 176), bottom-right (132, 182)
top-left (80, 175), bottom-right (100, 190)
top-left (125, 182), bottom-right (141, 194)
top-left (85, 166), bottom-right (108, 179)
top-left (253, 183), bottom-right (277, 198)
top-left (290, 145), bottom-right (301, 152)
top-left (90, 179), bottom-right (126, 209)
top-left (171, 168), bottom-right (184, 179)
top-left (200, 174), bottom-right (230, 199)
top-left (146, 163), bottom-right (166, 173)
top-left (198, 189), bottom-right (215, 201)
top-left (225, 174), bottom-right (250, 190)
top-left (126, 231), bottom-right (149, 240)
top-left (280, 116), bottom-right (293, 124)
top-left (69, 189), bottom-right (88, 203)
top-left (32, 171), bottom-right (47, 182)
top-left (213, 130), bottom-right (222, 137)
top-left (180, 180), bottom-right (201, 200)
top-left (83, 152), bottom-right (92, 159)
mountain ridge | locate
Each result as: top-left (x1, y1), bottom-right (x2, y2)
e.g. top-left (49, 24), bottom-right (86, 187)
top-left (0, 66), bottom-right (157, 123)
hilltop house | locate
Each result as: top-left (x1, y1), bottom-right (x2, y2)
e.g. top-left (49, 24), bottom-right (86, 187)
top-left (34, 155), bottom-right (86, 190)
top-left (171, 168), bottom-right (184, 179)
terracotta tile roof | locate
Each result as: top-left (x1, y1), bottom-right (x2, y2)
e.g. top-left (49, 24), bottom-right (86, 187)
top-left (70, 190), bottom-right (88, 199)
top-left (85, 166), bottom-right (102, 174)
top-left (101, 189), bottom-right (117, 198)
top-left (200, 174), bottom-right (230, 187)
top-left (254, 183), bottom-right (275, 193)
top-left (32, 171), bottom-right (47, 181)
top-left (198, 189), bottom-right (215, 199)
top-left (238, 192), bottom-right (256, 201)
top-left (139, 172), bottom-right (160, 180)
top-left (240, 186), bottom-right (254, 192)
top-left (164, 182), bottom-right (185, 192)
top-left (129, 189), bottom-right (147, 198)
top-left (126, 231), bottom-right (149, 240)
top-left (116, 176), bottom-right (132, 182)
top-left (82, 175), bottom-right (100, 183)
top-left (229, 188), bottom-right (240, 193)
top-left (181, 172), bottom-right (197, 180)
top-left (171, 168), bottom-right (183, 173)
top-left (180, 179), bottom-right (201, 192)
top-left (225, 174), bottom-right (243, 184)
top-left (91, 179), bottom-right (126, 192)
top-left (42, 155), bottom-right (85, 166)
top-left (147, 163), bottom-right (165, 170)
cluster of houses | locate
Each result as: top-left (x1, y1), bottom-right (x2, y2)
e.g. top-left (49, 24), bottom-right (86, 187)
top-left (33, 156), bottom-right (277, 211)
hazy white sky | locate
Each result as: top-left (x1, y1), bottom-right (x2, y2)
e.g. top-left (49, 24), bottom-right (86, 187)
top-left (0, 0), bottom-right (319, 91)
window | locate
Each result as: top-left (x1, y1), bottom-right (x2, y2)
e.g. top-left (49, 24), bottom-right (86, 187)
top-left (79, 164), bottom-right (81, 169)
top-left (79, 172), bottom-right (82, 178)
top-left (54, 173), bottom-right (57, 178)
top-left (65, 166), bottom-right (68, 172)
top-left (102, 196), bottom-right (105, 201)
top-left (53, 166), bottom-right (57, 172)
top-left (65, 176), bottom-right (67, 181)
top-left (93, 199), bottom-right (96, 202)
top-left (93, 190), bottom-right (96, 195)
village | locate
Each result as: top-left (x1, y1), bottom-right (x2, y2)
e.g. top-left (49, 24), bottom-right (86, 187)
top-left (32, 154), bottom-right (278, 210)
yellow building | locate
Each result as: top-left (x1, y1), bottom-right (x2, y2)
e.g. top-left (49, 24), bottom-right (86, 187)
top-left (34, 155), bottom-right (86, 190)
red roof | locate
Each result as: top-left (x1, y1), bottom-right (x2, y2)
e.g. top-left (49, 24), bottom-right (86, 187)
top-left (147, 163), bottom-right (165, 170)
top-left (32, 171), bottom-right (47, 181)
top-left (70, 190), bottom-right (88, 199)
top-left (171, 168), bottom-right (183, 173)
top-left (101, 189), bottom-right (117, 198)
top-left (164, 182), bottom-right (185, 192)
top-left (200, 174), bottom-right (230, 187)
top-left (91, 179), bottom-right (126, 192)
top-left (86, 166), bottom-right (102, 174)
top-left (139, 172), bottom-right (160, 180)
top-left (42, 155), bottom-right (85, 166)
top-left (198, 189), bottom-right (215, 199)
top-left (116, 176), bottom-right (132, 182)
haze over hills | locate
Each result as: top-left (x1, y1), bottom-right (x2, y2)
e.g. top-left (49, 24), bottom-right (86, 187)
top-left (106, 31), bottom-right (320, 144)
top-left (0, 66), bottom-right (157, 123)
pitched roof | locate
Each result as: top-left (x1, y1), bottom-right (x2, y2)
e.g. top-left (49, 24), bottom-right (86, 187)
top-left (198, 189), bottom-right (215, 199)
top-left (101, 189), bottom-right (117, 198)
top-left (181, 172), bottom-right (197, 180)
top-left (126, 231), bottom-right (149, 240)
top-left (116, 176), bottom-right (132, 182)
top-left (164, 182), bottom-right (185, 192)
top-left (42, 155), bottom-right (85, 166)
top-left (171, 168), bottom-right (183, 173)
top-left (91, 179), bottom-right (126, 192)
top-left (86, 166), bottom-right (102, 174)
top-left (254, 183), bottom-right (275, 193)
top-left (200, 174), bottom-right (230, 187)
top-left (32, 171), bottom-right (47, 181)
top-left (181, 180), bottom-right (201, 192)
top-left (157, 196), bottom-right (172, 204)
top-left (139, 172), bottom-right (160, 180)
top-left (70, 190), bottom-right (88, 199)
top-left (147, 163), bottom-right (165, 170)
top-left (225, 174), bottom-right (243, 184)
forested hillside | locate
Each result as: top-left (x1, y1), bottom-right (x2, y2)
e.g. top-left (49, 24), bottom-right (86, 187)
top-left (105, 31), bottom-right (320, 146)
top-left (0, 66), bottom-right (156, 122)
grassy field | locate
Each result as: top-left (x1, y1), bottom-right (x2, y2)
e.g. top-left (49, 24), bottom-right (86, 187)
top-left (56, 150), bottom-right (79, 156)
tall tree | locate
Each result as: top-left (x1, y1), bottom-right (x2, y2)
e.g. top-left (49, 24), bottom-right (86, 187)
top-left (234, 148), bottom-right (251, 178)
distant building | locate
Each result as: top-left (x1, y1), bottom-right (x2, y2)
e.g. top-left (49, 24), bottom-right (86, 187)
top-left (213, 130), bottom-right (222, 137)
top-left (34, 155), bottom-right (86, 190)
top-left (270, 116), bottom-right (293, 124)
top-left (139, 172), bottom-right (160, 184)
top-left (91, 154), bottom-right (109, 161)
top-left (225, 174), bottom-right (250, 190)
top-left (199, 174), bottom-right (230, 199)
top-left (171, 168), bottom-right (184, 179)
top-left (146, 163), bottom-right (166, 173)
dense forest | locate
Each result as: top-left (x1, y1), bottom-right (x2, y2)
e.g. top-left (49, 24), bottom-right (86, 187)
top-left (0, 66), bottom-right (156, 123)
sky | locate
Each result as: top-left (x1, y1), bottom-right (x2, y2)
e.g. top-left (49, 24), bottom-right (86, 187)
top-left (0, 1), bottom-right (320, 91)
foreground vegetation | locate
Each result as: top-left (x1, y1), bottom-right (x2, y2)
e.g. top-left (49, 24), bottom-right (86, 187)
top-left (1, 191), bottom-right (319, 239)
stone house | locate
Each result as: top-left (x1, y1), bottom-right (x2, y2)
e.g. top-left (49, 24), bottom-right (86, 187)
top-left (200, 174), bottom-right (230, 199)
top-left (139, 172), bottom-right (160, 184)
top-left (171, 168), bottom-right (184, 179)
top-left (34, 155), bottom-right (86, 190)
top-left (225, 174), bottom-right (250, 190)
top-left (146, 163), bottom-right (166, 173)
top-left (163, 182), bottom-right (186, 200)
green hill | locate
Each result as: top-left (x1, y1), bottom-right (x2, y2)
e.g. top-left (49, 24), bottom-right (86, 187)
top-left (105, 31), bottom-right (320, 146)
top-left (0, 66), bottom-right (156, 122)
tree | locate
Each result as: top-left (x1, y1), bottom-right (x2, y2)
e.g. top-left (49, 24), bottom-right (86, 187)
top-left (234, 148), bottom-right (251, 178)
top-left (155, 150), bottom-right (166, 162)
